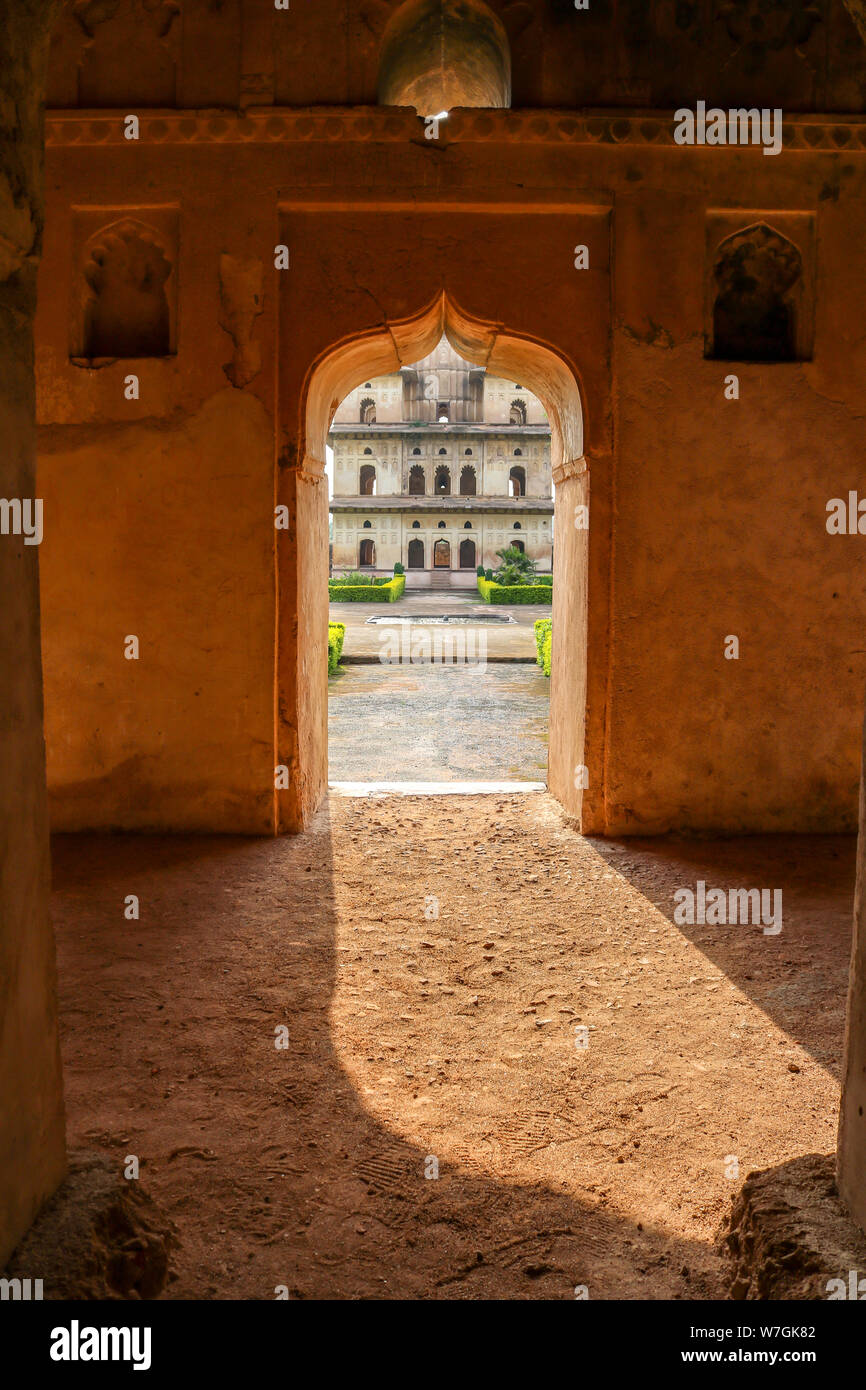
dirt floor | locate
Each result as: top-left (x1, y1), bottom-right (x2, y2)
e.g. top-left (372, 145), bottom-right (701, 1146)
top-left (50, 794), bottom-right (855, 1299)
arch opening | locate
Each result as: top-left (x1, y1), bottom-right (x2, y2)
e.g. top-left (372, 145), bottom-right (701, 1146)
top-left (377, 0), bottom-right (511, 117)
top-left (711, 223), bottom-right (803, 363)
top-left (81, 218), bottom-right (171, 359)
top-left (459, 537), bottom-right (476, 569)
top-left (433, 537), bottom-right (451, 568)
top-left (434, 464), bottom-right (451, 495)
top-left (300, 292), bottom-right (590, 832)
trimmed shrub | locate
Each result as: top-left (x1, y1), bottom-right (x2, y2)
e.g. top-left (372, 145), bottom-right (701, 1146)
top-left (477, 576), bottom-right (552, 605)
top-left (329, 573), bottom-right (405, 602)
top-left (535, 574), bottom-right (553, 585)
top-left (484, 568), bottom-right (493, 580)
top-left (476, 564), bottom-right (485, 577)
top-left (393, 561), bottom-right (405, 575)
top-left (534, 618), bottom-right (552, 676)
top-left (327, 621), bottom-right (346, 674)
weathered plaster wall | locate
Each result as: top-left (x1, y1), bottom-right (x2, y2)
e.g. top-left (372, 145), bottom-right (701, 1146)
top-left (33, 110), bottom-right (866, 837)
top-left (0, 0), bottom-right (67, 1268)
top-left (44, 0), bottom-right (866, 115)
top-left (838, 697), bottom-right (866, 1232)
top-left (39, 390), bottom-right (276, 832)
top-left (36, 145), bottom-right (278, 833)
top-left (606, 174), bottom-right (866, 833)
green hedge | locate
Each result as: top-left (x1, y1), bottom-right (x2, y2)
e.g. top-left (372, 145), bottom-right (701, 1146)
top-left (477, 576), bottom-right (553, 605)
top-left (329, 574), bottom-right (406, 602)
top-left (328, 621), bottom-right (346, 674)
top-left (534, 618), bottom-right (552, 677)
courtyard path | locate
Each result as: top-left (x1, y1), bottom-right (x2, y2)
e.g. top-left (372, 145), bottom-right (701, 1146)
top-left (328, 663), bottom-right (549, 781)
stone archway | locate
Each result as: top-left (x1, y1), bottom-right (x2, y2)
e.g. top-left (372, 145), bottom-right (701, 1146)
top-left (284, 291), bottom-right (602, 836)
top-left (433, 537), bottom-right (451, 568)
top-left (459, 537), bottom-right (476, 568)
top-left (377, 0), bottom-right (511, 115)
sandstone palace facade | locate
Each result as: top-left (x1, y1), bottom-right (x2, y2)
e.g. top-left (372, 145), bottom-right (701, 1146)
top-left (329, 338), bottom-right (553, 586)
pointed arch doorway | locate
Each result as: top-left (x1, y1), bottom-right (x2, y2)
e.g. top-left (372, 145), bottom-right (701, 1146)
top-left (433, 538), bottom-right (451, 568)
top-left (281, 288), bottom-right (609, 834)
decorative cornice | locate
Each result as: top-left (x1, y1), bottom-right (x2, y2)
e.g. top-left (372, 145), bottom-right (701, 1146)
top-left (44, 107), bottom-right (866, 151)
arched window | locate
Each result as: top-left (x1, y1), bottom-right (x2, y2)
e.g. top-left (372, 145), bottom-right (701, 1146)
top-left (509, 466), bottom-right (526, 497)
top-left (412, 446), bottom-right (421, 455)
top-left (411, 520), bottom-right (421, 528)
top-left (463, 521), bottom-right (473, 529)
top-left (435, 465), bottom-right (451, 495)
top-left (509, 399), bottom-right (527, 425)
top-left (513, 522), bottom-right (522, 529)
top-left (409, 464), bottom-right (425, 495)
top-left (459, 465), bottom-right (476, 496)
top-left (433, 538), bottom-right (451, 569)
top-left (408, 537), bottom-right (425, 569)
top-left (82, 219), bottom-right (172, 359)
top-left (363, 447), bottom-right (373, 455)
top-left (438, 447), bottom-right (447, 455)
top-left (360, 464), bottom-right (376, 496)
top-left (512, 539), bottom-right (525, 554)
top-left (513, 447), bottom-right (523, 457)
top-left (437, 521), bottom-right (446, 529)
top-left (359, 538), bottom-right (376, 567)
top-left (711, 223), bottom-right (802, 362)
top-left (464, 448), bottom-right (473, 456)
top-left (363, 520), bottom-right (372, 529)
top-left (459, 538), bottom-right (476, 569)
top-left (377, 0), bottom-right (511, 116)
top-left (360, 397), bottom-right (376, 424)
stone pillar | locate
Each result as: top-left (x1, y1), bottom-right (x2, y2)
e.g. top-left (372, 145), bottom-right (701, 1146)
top-left (548, 457), bottom-right (590, 823)
top-left (275, 454), bottom-right (330, 833)
top-left (837, 699), bottom-right (866, 1235)
top-left (0, 0), bottom-right (67, 1265)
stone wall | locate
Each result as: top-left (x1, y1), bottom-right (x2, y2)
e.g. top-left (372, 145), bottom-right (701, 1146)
top-left (33, 115), bottom-right (866, 836)
top-left (0, 0), bottom-right (67, 1269)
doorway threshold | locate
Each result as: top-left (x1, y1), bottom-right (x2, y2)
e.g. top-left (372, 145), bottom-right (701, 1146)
top-left (328, 780), bottom-right (546, 797)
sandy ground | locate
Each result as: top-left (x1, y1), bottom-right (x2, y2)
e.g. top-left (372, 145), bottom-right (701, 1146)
top-left (328, 664), bottom-right (549, 781)
top-left (51, 794), bottom-right (854, 1300)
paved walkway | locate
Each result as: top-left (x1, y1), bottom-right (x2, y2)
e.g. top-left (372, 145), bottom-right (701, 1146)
top-left (328, 663), bottom-right (549, 782)
top-left (329, 590), bottom-right (548, 661)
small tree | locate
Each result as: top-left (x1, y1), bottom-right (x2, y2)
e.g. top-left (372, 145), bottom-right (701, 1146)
top-left (476, 564), bottom-right (485, 577)
top-left (393, 561), bottom-right (405, 575)
top-left (493, 545), bottom-right (537, 586)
